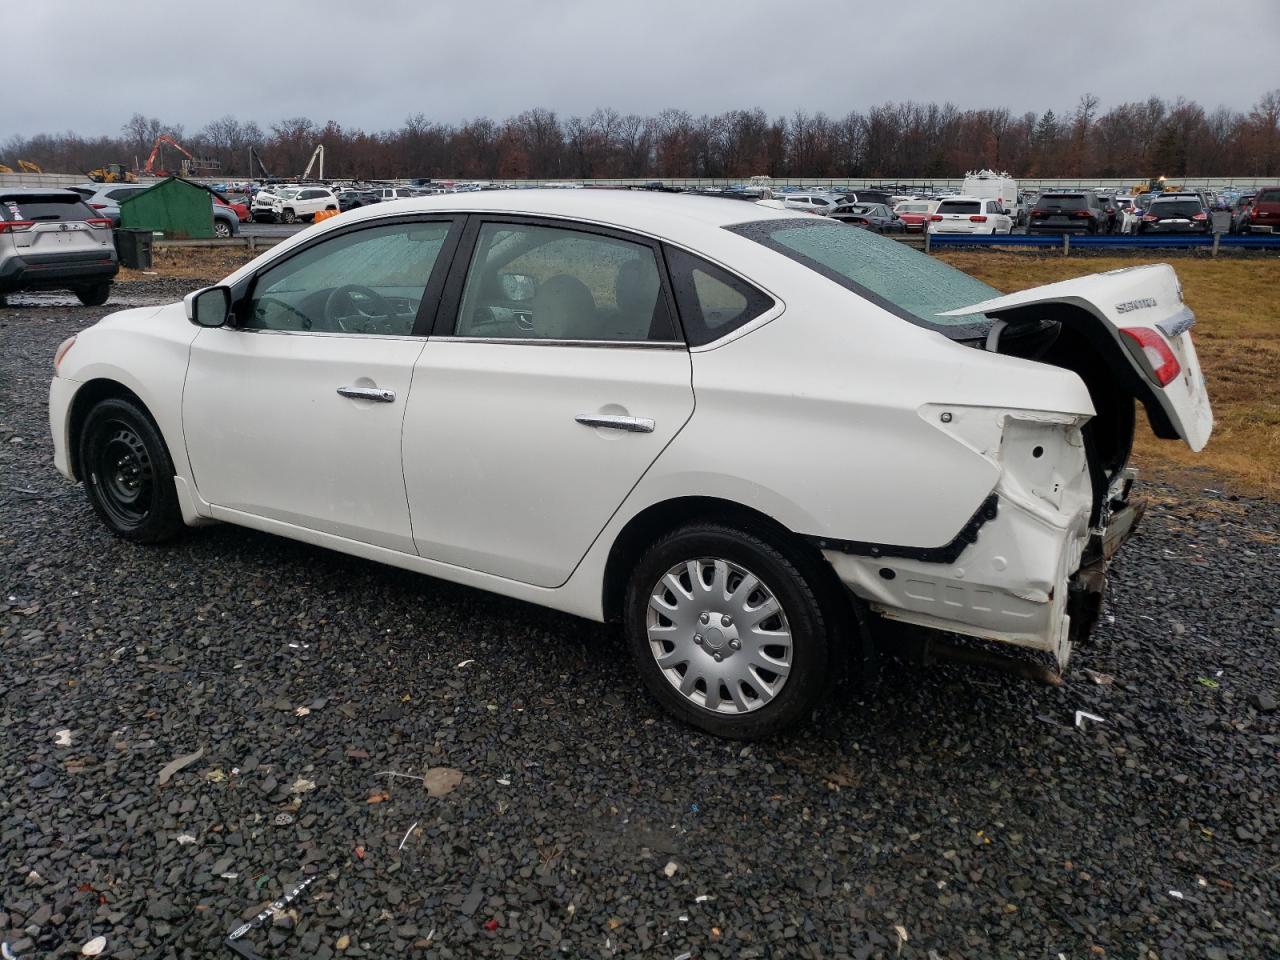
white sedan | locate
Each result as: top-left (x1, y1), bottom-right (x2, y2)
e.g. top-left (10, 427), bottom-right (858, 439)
top-left (48, 191), bottom-right (1213, 738)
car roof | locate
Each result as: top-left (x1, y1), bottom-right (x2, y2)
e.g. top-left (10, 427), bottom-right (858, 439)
top-left (335, 189), bottom-right (810, 233)
top-left (936, 195), bottom-right (988, 202)
top-left (0, 187), bottom-right (80, 198)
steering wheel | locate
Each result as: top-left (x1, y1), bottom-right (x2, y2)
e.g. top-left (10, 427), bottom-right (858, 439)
top-left (324, 284), bottom-right (392, 332)
top-left (254, 295), bottom-right (313, 330)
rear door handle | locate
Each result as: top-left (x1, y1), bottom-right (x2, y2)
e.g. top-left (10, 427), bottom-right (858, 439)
top-left (575, 414), bottom-right (654, 433)
top-left (337, 386), bottom-right (396, 403)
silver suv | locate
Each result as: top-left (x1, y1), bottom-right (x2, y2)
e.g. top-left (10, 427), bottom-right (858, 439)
top-left (0, 189), bottom-right (118, 306)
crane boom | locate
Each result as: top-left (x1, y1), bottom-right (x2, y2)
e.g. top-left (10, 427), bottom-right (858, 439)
top-left (300, 145), bottom-right (325, 181)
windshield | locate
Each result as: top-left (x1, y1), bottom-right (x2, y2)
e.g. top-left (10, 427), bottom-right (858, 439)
top-left (727, 218), bottom-right (998, 333)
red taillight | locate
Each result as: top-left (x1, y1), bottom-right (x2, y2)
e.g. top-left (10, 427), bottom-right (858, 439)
top-left (969, 215), bottom-right (987, 222)
top-left (1120, 327), bottom-right (1181, 387)
top-left (91, 203), bottom-right (108, 209)
top-left (86, 218), bottom-right (113, 228)
top-left (929, 214), bottom-right (943, 221)
top-left (1030, 208), bottom-right (1046, 218)
top-left (1071, 210), bottom-right (1092, 219)
top-left (0, 220), bottom-right (35, 233)
top-left (1142, 214), bottom-right (1158, 222)
top-left (1192, 212), bottom-right (1208, 221)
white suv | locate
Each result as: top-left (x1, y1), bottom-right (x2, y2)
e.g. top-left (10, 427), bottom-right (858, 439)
top-left (272, 187), bottom-right (339, 224)
top-left (927, 196), bottom-right (1014, 235)
top-left (777, 193), bottom-right (841, 214)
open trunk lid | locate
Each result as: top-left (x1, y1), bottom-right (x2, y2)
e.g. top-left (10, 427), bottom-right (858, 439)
top-left (942, 263), bottom-right (1213, 452)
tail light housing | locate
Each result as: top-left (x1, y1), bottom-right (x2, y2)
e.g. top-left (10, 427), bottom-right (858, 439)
top-left (0, 220), bottom-right (35, 233)
top-left (54, 335), bottom-right (77, 375)
top-left (929, 214), bottom-right (943, 221)
top-left (969, 215), bottom-right (987, 223)
top-left (1192, 212), bottom-right (1208, 221)
top-left (1142, 214), bottom-right (1158, 222)
top-left (1071, 210), bottom-right (1092, 219)
top-left (1120, 327), bottom-right (1181, 386)
top-left (86, 218), bottom-right (113, 228)
top-left (91, 203), bottom-right (109, 209)
top-left (1030, 208), bottom-right (1046, 218)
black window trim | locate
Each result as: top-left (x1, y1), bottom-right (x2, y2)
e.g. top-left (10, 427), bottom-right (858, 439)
top-left (430, 213), bottom-right (687, 348)
top-left (229, 213), bottom-right (464, 337)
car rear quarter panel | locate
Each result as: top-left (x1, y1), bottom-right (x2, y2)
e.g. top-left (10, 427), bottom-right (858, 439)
top-left (616, 270), bottom-right (1095, 552)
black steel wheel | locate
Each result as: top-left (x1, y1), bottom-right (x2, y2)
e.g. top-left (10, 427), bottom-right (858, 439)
top-left (79, 397), bottom-right (184, 543)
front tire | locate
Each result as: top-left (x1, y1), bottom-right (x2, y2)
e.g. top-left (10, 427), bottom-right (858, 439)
top-left (75, 283), bottom-right (111, 307)
top-left (623, 522), bottom-right (834, 739)
top-left (282, 208), bottom-right (298, 224)
top-left (213, 220), bottom-right (232, 239)
top-left (79, 398), bottom-right (184, 543)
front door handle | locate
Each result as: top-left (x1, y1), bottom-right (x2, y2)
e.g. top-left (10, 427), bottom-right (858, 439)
top-left (575, 414), bottom-right (655, 434)
top-left (337, 386), bottom-right (396, 403)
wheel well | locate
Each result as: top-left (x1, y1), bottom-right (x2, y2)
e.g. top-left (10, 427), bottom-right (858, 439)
top-left (601, 496), bottom-right (864, 636)
top-left (66, 379), bottom-right (147, 480)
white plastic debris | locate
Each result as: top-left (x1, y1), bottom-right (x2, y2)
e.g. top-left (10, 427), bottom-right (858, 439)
top-left (54, 729), bottom-right (72, 747)
top-left (1075, 710), bottom-right (1105, 729)
top-left (663, 861), bottom-right (679, 878)
top-left (176, 834), bottom-right (197, 845)
top-left (289, 777), bottom-right (317, 795)
top-left (1168, 889), bottom-right (1184, 899)
top-left (81, 935), bottom-right (107, 956)
top-left (456, 659), bottom-right (475, 668)
top-left (294, 707), bottom-right (311, 717)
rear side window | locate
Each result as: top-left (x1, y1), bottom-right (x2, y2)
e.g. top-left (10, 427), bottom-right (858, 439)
top-left (938, 200), bottom-right (980, 214)
top-left (664, 246), bottom-right (774, 347)
top-left (727, 218), bottom-right (998, 334)
top-left (1039, 194), bottom-right (1088, 211)
top-left (1151, 201), bottom-right (1203, 218)
top-left (1, 195), bottom-right (95, 222)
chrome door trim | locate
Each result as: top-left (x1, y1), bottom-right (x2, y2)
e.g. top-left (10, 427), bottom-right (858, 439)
top-left (337, 386), bottom-right (396, 402)
top-left (575, 414), bottom-right (655, 433)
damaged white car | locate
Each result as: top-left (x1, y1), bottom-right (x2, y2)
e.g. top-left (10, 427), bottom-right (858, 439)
top-left (47, 192), bottom-right (1212, 738)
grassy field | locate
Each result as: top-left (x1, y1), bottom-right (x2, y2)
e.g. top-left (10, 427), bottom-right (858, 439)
top-left (939, 252), bottom-right (1279, 498)
top-left (123, 247), bottom-right (1278, 498)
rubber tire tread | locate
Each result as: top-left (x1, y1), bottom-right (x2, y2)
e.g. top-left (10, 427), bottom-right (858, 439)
top-left (624, 521), bottom-right (834, 740)
top-left (80, 397), bottom-right (185, 544)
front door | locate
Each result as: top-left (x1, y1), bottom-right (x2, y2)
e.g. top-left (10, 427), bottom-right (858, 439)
top-left (402, 218), bottom-right (695, 587)
top-left (183, 217), bottom-right (458, 552)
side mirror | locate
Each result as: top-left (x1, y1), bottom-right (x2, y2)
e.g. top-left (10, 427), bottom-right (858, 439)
top-left (184, 285), bottom-right (232, 328)
top-left (500, 273), bottom-right (535, 302)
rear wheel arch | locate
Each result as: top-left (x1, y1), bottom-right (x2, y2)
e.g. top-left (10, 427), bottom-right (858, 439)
top-left (601, 496), bottom-right (869, 664)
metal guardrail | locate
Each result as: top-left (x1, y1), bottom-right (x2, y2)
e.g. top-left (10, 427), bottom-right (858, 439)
top-left (922, 232), bottom-right (1280, 255)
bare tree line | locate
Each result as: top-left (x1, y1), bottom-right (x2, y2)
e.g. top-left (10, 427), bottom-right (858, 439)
top-left (5, 91), bottom-right (1278, 180)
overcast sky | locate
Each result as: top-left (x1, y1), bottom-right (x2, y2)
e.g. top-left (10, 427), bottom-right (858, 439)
top-left (6, 0), bottom-right (1276, 139)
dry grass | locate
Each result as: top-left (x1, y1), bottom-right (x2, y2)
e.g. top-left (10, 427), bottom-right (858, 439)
top-left (118, 246), bottom-right (257, 282)
top-left (938, 252), bottom-right (1280, 499)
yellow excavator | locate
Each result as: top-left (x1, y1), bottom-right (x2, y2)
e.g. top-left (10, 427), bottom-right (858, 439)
top-left (87, 163), bottom-right (137, 183)
top-left (0, 160), bottom-right (44, 174)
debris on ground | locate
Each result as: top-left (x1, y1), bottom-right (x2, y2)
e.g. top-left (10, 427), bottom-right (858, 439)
top-left (423, 766), bottom-right (463, 797)
top-left (157, 746), bottom-right (205, 785)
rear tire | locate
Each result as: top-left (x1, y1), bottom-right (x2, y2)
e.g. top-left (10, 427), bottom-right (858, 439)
top-left (623, 522), bottom-right (835, 739)
top-left (75, 283), bottom-right (111, 307)
top-left (79, 397), bottom-right (184, 543)
top-left (213, 220), bottom-right (232, 239)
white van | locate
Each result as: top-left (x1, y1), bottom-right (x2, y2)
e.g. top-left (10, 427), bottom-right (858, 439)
top-left (961, 170), bottom-right (1021, 223)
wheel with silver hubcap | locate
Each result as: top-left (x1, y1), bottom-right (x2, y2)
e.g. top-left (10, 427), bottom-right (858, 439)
top-left (625, 522), bottom-right (833, 739)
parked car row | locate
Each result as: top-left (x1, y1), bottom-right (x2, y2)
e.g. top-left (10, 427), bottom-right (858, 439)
top-left (68, 182), bottom-right (243, 237)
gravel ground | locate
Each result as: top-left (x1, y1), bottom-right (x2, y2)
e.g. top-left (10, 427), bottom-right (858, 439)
top-left (2, 283), bottom-right (1278, 959)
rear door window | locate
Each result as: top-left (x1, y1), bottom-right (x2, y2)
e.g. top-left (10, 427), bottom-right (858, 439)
top-left (1151, 201), bottom-right (1203, 218)
top-left (938, 200), bottom-right (981, 215)
top-left (1039, 195), bottom-right (1087, 211)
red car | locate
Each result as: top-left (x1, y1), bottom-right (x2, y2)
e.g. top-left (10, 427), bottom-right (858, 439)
top-left (213, 194), bottom-right (252, 223)
top-left (1242, 185), bottom-right (1280, 234)
top-left (892, 199), bottom-right (937, 233)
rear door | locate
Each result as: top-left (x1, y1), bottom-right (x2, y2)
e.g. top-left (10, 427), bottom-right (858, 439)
top-left (401, 216), bottom-right (695, 587)
top-left (934, 199), bottom-right (981, 231)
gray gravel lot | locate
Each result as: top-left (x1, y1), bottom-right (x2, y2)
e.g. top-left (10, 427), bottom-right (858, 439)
top-left (2, 284), bottom-right (1278, 959)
